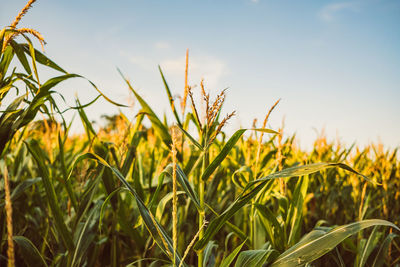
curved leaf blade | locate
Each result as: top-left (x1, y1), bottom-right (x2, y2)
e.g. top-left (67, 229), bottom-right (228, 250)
top-left (202, 128), bottom-right (278, 181)
top-left (25, 140), bottom-right (75, 252)
top-left (195, 162), bottom-right (377, 251)
top-left (159, 65), bottom-right (182, 125)
top-left (219, 240), bottom-right (247, 267)
top-left (165, 164), bottom-right (201, 210)
top-left (119, 69), bottom-right (172, 148)
top-left (271, 219), bottom-right (399, 267)
top-left (235, 249), bottom-right (277, 267)
top-left (65, 152), bottom-right (187, 266)
top-left (13, 236), bottom-right (48, 267)
top-left (371, 233), bottom-right (398, 267)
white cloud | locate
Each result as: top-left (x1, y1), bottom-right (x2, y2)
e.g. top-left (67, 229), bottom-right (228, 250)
top-left (160, 55), bottom-right (228, 91)
top-left (126, 54), bottom-right (156, 70)
top-left (120, 49), bottom-right (228, 93)
top-left (154, 41), bottom-right (170, 49)
top-left (318, 2), bottom-right (358, 22)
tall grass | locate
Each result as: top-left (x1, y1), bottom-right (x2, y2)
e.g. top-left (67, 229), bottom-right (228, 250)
top-left (1, 1), bottom-right (399, 266)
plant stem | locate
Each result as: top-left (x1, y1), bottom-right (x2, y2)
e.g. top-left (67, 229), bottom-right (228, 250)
top-left (3, 163), bottom-right (15, 267)
top-left (198, 146), bottom-right (209, 267)
top-left (250, 201), bottom-right (255, 248)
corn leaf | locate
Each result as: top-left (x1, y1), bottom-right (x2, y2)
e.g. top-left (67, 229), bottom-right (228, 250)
top-left (371, 233), bottom-right (398, 267)
top-left (176, 123), bottom-right (203, 151)
top-left (271, 219), bottom-right (399, 267)
top-left (65, 152), bottom-right (187, 266)
top-left (164, 163), bottom-right (201, 210)
top-left (13, 236), bottom-right (48, 267)
top-left (234, 249), bottom-right (278, 267)
top-left (21, 43), bottom-right (67, 73)
top-left (286, 175), bottom-right (309, 247)
top-left (195, 162), bottom-right (373, 250)
top-left (202, 128), bottom-right (278, 181)
top-left (219, 240), bottom-right (247, 267)
top-left (155, 191), bottom-right (185, 221)
top-left (25, 139), bottom-right (75, 252)
top-left (357, 226), bottom-right (382, 267)
top-left (159, 65), bottom-right (182, 126)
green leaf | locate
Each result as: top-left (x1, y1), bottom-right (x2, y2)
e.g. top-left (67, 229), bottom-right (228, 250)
top-left (25, 139), bottom-right (75, 252)
top-left (121, 131), bottom-right (143, 176)
top-left (194, 180), bottom-right (274, 251)
top-left (40, 74), bottom-right (80, 93)
top-left (232, 166), bottom-right (253, 189)
top-left (287, 175), bottom-right (309, 247)
top-left (99, 187), bottom-right (128, 231)
top-left (11, 41), bottom-right (31, 74)
top-left (195, 162), bottom-right (376, 251)
top-left (254, 162), bottom-right (373, 184)
top-left (13, 236), bottom-right (48, 267)
top-left (155, 191), bottom-right (185, 221)
top-left (270, 219), bottom-right (399, 267)
top-left (176, 123), bottom-right (203, 150)
top-left (36, 72), bottom-right (125, 107)
top-left (65, 152), bottom-right (187, 266)
top-left (71, 205), bottom-right (100, 267)
top-left (358, 226), bottom-right (382, 267)
top-left (58, 132), bottom-right (78, 211)
top-left (255, 204), bottom-right (284, 251)
top-left (235, 249), bottom-right (278, 267)
top-left (0, 178), bottom-right (40, 207)
top-left (76, 98), bottom-right (96, 139)
top-left (202, 128), bottom-right (278, 181)
top-left (119, 69), bottom-right (172, 148)
top-left (203, 240), bottom-right (218, 267)
top-left (219, 240), bottom-right (247, 267)
top-left (26, 38), bottom-right (39, 83)
top-left (21, 43), bottom-right (67, 73)
top-left (164, 164), bottom-right (201, 210)
top-left (85, 78), bottom-right (127, 107)
top-left (148, 168), bottom-right (169, 211)
top-left (159, 65), bottom-right (182, 125)
top-left (371, 233), bottom-right (398, 267)
top-left (0, 45), bottom-right (14, 77)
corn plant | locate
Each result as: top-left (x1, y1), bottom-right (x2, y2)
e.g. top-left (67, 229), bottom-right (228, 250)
top-left (1, 2), bottom-right (399, 267)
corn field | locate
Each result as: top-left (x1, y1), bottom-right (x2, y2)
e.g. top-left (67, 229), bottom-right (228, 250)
top-left (1, 1), bottom-right (399, 267)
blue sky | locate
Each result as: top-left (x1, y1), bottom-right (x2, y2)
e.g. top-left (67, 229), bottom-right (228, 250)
top-left (1, 0), bottom-right (399, 148)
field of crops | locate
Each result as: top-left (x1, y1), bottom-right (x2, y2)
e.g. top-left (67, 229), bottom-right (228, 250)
top-left (1, 1), bottom-right (400, 267)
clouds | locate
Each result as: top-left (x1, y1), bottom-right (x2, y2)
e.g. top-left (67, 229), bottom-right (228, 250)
top-left (122, 41), bottom-right (228, 92)
top-left (160, 55), bottom-right (228, 91)
top-left (125, 54), bottom-right (156, 71)
top-left (318, 2), bottom-right (359, 22)
top-left (154, 41), bottom-right (170, 49)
